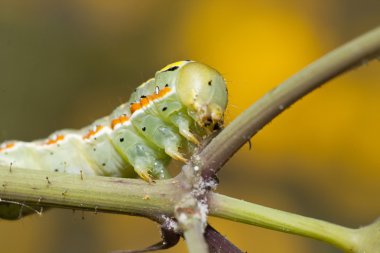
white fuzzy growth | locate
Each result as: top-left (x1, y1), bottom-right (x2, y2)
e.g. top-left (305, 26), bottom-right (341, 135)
top-left (161, 214), bottom-right (180, 232)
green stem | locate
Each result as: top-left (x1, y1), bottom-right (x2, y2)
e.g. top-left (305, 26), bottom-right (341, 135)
top-left (209, 193), bottom-right (357, 251)
top-left (2, 166), bottom-right (378, 252)
top-left (1, 26), bottom-right (380, 253)
top-left (0, 166), bottom-right (181, 219)
top-left (200, 25), bottom-right (380, 178)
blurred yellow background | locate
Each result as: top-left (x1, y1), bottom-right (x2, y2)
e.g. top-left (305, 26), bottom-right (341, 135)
top-left (0, 1), bottom-right (379, 252)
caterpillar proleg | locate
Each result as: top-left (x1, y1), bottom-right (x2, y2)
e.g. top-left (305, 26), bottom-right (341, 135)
top-left (0, 61), bottom-right (228, 182)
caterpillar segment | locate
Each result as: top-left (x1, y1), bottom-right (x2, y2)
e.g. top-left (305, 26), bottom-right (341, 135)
top-left (0, 61), bottom-right (228, 183)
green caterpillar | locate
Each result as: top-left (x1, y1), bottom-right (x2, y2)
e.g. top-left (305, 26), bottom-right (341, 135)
top-left (0, 61), bottom-right (228, 183)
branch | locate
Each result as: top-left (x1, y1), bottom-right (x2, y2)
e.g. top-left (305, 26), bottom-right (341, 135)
top-left (208, 193), bottom-right (358, 252)
top-left (200, 25), bottom-right (380, 178)
top-left (1, 26), bottom-right (380, 253)
top-left (1, 166), bottom-right (379, 252)
top-left (0, 166), bottom-right (182, 220)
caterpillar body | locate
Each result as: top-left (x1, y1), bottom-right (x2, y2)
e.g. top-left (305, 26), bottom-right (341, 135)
top-left (0, 61), bottom-right (228, 182)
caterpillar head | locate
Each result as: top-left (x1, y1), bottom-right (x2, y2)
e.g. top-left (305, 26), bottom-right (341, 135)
top-left (175, 61), bottom-right (228, 132)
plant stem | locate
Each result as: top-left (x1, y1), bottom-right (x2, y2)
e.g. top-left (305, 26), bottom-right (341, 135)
top-left (200, 25), bottom-right (380, 178)
top-left (1, 26), bottom-right (380, 253)
top-left (209, 193), bottom-right (357, 251)
top-left (2, 166), bottom-right (378, 252)
top-left (182, 221), bottom-right (209, 253)
top-left (0, 166), bottom-right (181, 219)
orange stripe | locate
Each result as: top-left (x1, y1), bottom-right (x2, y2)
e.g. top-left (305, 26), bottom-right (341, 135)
top-left (111, 114), bottom-right (129, 129)
top-left (130, 87), bottom-right (172, 115)
top-left (157, 87), bottom-right (171, 98)
top-left (0, 142), bottom-right (15, 152)
top-left (148, 93), bottom-right (159, 101)
top-left (6, 143), bottom-right (15, 149)
top-left (46, 135), bottom-right (65, 145)
top-left (130, 102), bottom-right (142, 114)
top-left (119, 114), bottom-right (128, 124)
top-left (140, 97), bottom-right (150, 107)
top-left (83, 125), bottom-right (104, 140)
top-left (111, 118), bottom-right (120, 129)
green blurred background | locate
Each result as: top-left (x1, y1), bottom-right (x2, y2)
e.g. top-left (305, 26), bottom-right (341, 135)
top-left (0, 1), bottom-right (379, 252)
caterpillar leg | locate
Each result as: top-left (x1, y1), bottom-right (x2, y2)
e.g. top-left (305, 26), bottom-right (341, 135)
top-left (132, 114), bottom-right (188, 163)
top-left (133, 160), bottom-right (171, 182)
top-left (111, 128), bottom-right (171, 182)
top-left (179, 127), bottom-right (199, 145)
top-left (169, 113), bottom-right (200, 145)
top-left (164, 146), bottom-right (187, 163)
top-left (133, 164), bottom-right (154, 183)
top-left (156, 126), bottom-right (187, 162)
top-left (153, 94), bottom-right (199, 144)
top-left (132, 144), bottom-right (171, 182)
